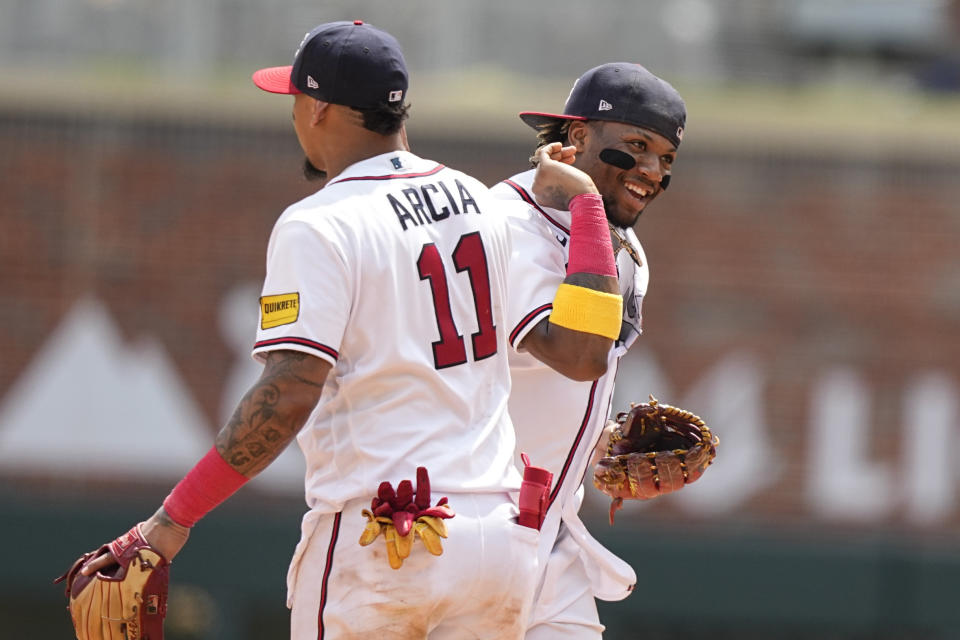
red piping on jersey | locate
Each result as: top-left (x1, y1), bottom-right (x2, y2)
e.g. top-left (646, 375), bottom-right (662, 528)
top-left (509, 303), bottom-right (553, 347)
top-left (500, 179), bottom-right (570, 235)
top-left (316, 512), bottom-right (341, 640)
top-left (327, 164), bottom-right (445, 186)
top-left (254, 337), bottom-right (339, 360)
top-left (547, 380), bottom-right (599, 511)
top-left (577, 359), bottom-right (620, 490)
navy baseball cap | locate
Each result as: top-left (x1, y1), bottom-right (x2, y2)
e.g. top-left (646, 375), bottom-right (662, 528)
top-left (252, 20), bottom-right (408, 109)
top-left (520, 63), bottom-right (686, 147)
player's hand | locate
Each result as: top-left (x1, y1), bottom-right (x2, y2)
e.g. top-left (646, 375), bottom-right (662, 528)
top-left (531, 142), bottom-right (599, 210)
top-left (79, 509), bottom-right (190, 576)
top-left (537, 141), bottom-right (577, 165)
top-left (77, 548), bottom-right (117, 577)
top-left (590, 420), bottom-right (619, 469)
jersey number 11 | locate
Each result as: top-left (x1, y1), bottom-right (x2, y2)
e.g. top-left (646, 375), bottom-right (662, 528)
top-left (417, 231), bottom-right (497, 369)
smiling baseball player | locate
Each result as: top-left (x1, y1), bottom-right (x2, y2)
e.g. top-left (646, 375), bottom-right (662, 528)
top-left (492, 62), bottom-right (687, 638)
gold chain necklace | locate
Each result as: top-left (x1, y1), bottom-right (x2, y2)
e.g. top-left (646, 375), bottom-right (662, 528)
top-left (609, 225), bottom-right (643, 267)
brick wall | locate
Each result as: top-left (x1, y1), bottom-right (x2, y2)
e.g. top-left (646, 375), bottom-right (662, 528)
top-left (2, 109), bottom-right (959, 534)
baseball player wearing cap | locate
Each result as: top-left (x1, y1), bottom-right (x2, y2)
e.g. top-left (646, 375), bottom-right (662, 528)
top-left (491, 63), bottom-right (687, 638)
top-left (66, 22), bottom-right (626, 640)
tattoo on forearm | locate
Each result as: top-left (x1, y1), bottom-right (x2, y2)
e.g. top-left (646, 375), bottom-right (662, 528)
top-left (154, 508), bottom-right (179, 528)
top-left (216, 350), bottom-right (326, 476)
top-left (541, 185), bottom-right (569, 209)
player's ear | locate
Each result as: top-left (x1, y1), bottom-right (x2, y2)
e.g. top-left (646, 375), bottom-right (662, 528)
top-left (566, 121), bottom-right (588, 153)
top-left (310, 99), bottom-right (331, 126)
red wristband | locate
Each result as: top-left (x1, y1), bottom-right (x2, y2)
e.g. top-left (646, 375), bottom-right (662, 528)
top-left (566, 193), bottom-right (617, 278)
top-left (162, 446), bottom-right (249, 528)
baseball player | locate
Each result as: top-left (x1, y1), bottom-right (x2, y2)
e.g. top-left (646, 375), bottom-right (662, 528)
top-left (491, 63), bottom-right (687, 638)
top-left (62, 22), bottom-right (623, 640)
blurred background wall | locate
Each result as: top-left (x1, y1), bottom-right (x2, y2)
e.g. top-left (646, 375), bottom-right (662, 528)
top-left (2, 1), bottom-right (960, 638)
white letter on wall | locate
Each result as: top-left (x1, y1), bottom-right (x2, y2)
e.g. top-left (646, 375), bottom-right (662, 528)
top-left (902, 372), bottom-right (957, 525)
top-left (674, 353), bottom-right (776, 515)
top-left (807, 368), bottom-right (893, 521)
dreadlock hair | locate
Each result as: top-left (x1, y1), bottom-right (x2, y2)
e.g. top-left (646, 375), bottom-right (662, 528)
top-left (350, 101), bottom-right (411, 135)
top-left (528, 119), bottom-right (572, 166)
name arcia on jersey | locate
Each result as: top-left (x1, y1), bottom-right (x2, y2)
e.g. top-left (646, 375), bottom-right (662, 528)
top-left (387, 179), bottom-right (481, 231)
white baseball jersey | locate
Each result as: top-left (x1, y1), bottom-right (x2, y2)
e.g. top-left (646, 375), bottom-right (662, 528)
top-left (253, 151), bottom-right (543, 638)
top-left (491, 168), bottom-right (649, 602)
top-left (253, 151), bottom-right (522, 510)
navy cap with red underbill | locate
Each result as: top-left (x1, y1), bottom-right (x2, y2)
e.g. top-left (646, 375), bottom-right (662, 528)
top-left (520, 62), bottom-right (686, 148)
top-left (252, 20), bottom-right (408, 109)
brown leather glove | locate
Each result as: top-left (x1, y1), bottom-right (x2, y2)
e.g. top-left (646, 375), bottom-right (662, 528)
top-left (593, 396), bottom-right (718, 523)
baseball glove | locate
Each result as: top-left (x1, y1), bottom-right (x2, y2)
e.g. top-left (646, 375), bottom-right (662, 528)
top-left (593, 395), bottom-right (718, 523)
top-left (55, 524), bottom-right (169, 640)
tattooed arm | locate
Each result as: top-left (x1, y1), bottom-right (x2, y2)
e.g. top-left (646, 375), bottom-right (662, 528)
top-left (215, 349), bottom-right (330, 476)
top-left (80, 350), bottom-right (331, 569)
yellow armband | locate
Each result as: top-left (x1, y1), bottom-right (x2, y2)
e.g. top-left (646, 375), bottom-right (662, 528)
top-left (548, 283), bottom-right (623, 340)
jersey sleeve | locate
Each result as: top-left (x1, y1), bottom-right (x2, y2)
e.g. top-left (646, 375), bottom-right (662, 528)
top-left (502, 203), bottom-right (567, 351)
top-left (252, 217), bottom-right (352, 366)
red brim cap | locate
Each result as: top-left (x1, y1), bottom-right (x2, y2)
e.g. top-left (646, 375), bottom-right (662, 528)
top-left (518, 111), bottom-right (587, 130)
top-left (252, 65), bottom-right (300, 94)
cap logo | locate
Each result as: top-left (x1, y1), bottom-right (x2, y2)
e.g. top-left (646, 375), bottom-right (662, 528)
top-left (676, 126), bottom-right (684, 141)
top-left (388, 90), bottom-right (403, 102)
top-left (598, 99), bottom-right (613, 112)
top-left (307, 75), bottom-right (319, 89)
